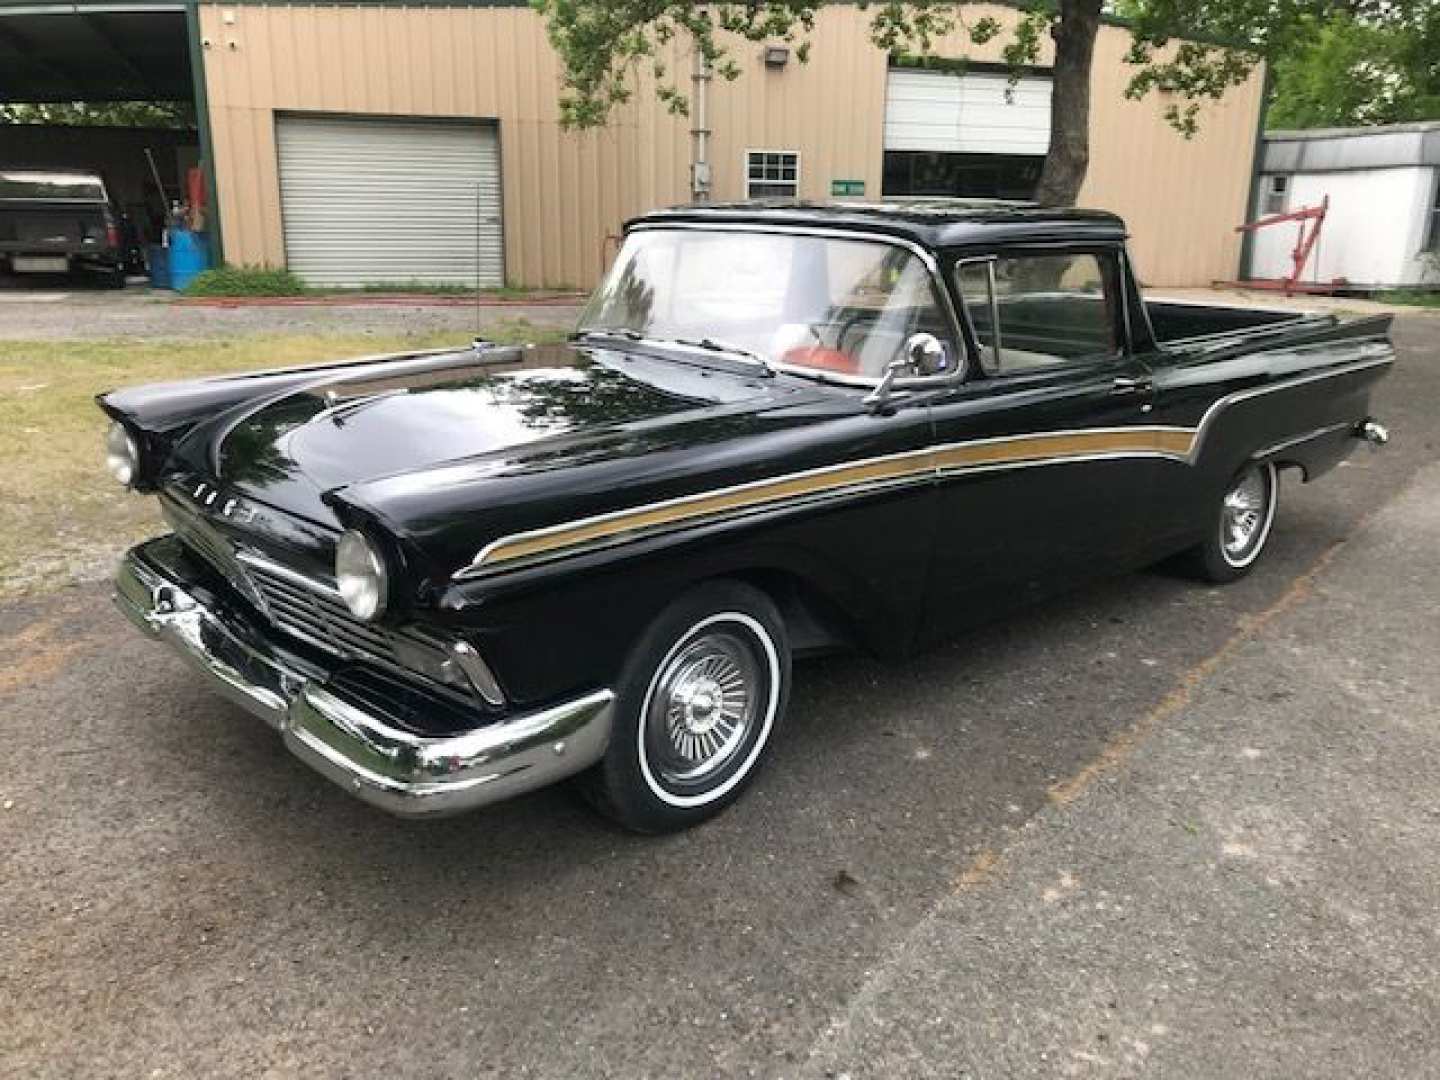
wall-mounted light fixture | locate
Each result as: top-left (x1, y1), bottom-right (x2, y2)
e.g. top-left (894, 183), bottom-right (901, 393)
top-left (763, 44), bottom-right (790, 68)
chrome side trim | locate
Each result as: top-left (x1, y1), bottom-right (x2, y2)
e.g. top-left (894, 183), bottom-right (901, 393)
top-left (1255, 421), bottom-right (1354, 459)
top-left (456, 425), bottom-right (1190, 579)
top-left (450, 640), bottom-right (506, 707)
top-left (453, 351), bottom-right (1393, 581)
top-left (114, 538), bottom-right (613, 819)
top-left (458, 441), bottom-right (942, 578)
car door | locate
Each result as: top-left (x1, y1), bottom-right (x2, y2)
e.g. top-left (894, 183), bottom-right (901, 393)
top-left (920, 245), bottom-right (1164, 640)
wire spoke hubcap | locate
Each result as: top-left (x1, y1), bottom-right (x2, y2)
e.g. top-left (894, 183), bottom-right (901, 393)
top-left (647, 629), bottom-right (763, 787)
top-left (1221, 465), bottom-right (1272, 563)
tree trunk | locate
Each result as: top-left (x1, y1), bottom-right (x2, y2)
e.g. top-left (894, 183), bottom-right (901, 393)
top-left (1034, 0), bottom-right (1103, 207)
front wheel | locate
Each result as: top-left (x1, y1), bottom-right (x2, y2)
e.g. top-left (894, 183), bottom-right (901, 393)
top-left (578, 581), bottom-right (791, 833)
top-left (1184, 460), bottom-right (1280, 583)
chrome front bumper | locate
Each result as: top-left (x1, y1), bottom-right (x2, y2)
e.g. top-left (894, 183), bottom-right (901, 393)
top-left (114, 537), bottom-right (614, 818)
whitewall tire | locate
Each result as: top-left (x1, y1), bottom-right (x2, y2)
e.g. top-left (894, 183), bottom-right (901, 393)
top-left (578, 581), bottom-right (791, 833)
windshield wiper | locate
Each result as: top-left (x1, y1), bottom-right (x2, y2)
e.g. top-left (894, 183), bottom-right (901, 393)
top-left (317, 387), bottom-right (408, 426)
top-left (671, 336), bottom-right (773, 374)
top-left (573, 327), bottom-right (643, 343)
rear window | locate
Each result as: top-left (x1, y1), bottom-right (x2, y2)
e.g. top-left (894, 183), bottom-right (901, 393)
top-left (0, 172), bottom-right (105, 200)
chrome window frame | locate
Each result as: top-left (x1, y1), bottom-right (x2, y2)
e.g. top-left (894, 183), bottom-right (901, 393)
top-left (949, 244), bottom-right (1132, 379)
top-left (1117, 246), bottom-right (1144, 354)
top-left (953, 254), bottom-right (1003, 374)
top-left (620, 221), bottom-right (971, 390)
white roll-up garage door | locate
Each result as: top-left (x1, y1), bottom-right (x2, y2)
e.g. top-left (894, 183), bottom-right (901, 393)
top-left (276, 115), bottom-right (503, 287)
top-left (884, 69), bottom-right (1052, 155)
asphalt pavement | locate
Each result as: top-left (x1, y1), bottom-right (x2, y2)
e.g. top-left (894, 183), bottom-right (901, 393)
top-left (1, 316), bottom-right (1437, 1078)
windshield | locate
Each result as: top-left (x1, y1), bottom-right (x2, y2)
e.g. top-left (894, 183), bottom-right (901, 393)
top-left (578, 228), bottom-right (958, 380)
top-left (0, 172), bottom-right (105, 201)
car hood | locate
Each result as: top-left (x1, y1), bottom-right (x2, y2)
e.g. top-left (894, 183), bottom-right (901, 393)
top-left (177, 341), bottom-right (820, 564)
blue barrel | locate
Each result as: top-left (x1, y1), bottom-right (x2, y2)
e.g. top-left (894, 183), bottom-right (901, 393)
top-left (168, 229), bottom-right (211, 291)
top-left (147, 245), bottom-right (170, 289)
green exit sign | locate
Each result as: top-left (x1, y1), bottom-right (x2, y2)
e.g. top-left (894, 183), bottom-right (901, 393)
top-left (830, 179), bottom-right (865, 197)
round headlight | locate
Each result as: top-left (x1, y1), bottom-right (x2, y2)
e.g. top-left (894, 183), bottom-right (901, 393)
top-left (336, 529), bottom-right (388, 621)
top-left (105, 421), bottom-right (139, 487)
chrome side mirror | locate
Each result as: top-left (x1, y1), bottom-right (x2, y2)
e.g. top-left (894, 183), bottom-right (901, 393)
top-left (864, 357), bottom-right (914, 413)
top-left (904, 332), bottom-right (950, 376)
top-left (865, 334), bottom-right (956, 413)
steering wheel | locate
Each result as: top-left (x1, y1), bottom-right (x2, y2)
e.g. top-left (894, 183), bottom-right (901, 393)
top-left (834, 311), bottom-right (876, 358)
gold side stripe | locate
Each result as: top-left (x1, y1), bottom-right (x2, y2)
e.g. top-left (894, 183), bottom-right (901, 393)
top-left (456, 353), bottom-right (1393, 579)
top-left (463, 426), bottom-right (1199, 576)
top-left (478, 450), bottom-right (935, 567)
top-left (930, 427), bottom-right (1194, 472)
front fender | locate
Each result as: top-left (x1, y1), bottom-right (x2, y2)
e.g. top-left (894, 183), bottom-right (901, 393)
top-left (433, 485), bottom-right (936, 706)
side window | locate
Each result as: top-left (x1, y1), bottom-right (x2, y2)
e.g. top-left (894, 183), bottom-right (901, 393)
top-left (1264, 175), bottom-right (1289, 216)
top-left (745, 150), bottom-right (800, 199)
top-left (954, 252), bottom-right (1121, 375)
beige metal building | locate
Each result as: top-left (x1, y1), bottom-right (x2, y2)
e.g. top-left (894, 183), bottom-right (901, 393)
top-left (25, 1), bottom-right (1263, 289)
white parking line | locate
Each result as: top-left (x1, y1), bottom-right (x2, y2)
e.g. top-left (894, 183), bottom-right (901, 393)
top-left (0, 293), bottom-right (71, 302)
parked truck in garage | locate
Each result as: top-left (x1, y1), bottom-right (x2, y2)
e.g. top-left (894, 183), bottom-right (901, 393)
top-left (0, 168), bottom-right (128, 286)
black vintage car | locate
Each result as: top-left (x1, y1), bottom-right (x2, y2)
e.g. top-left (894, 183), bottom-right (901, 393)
top-left (101, 202), bottom-right (1393, 832)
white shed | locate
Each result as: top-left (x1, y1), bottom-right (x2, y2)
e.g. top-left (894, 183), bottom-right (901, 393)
top-left (1251, 122), bottom-right (1440, 290)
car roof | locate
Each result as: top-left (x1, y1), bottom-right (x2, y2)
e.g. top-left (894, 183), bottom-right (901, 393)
top-left (628, 199), bottom-right (1128, 250)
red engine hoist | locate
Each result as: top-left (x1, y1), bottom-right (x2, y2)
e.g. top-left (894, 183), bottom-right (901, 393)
top-left (1221, 195), bottom-right (1347, 296)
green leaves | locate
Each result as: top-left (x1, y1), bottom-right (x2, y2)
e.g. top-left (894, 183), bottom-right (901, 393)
top-left (534, 0), bottom-right (827, 129)
top-left (1268, 6), bottom-right (1440, 128)
top-left (1124, 0), bottom-right (1440, 135)
top-left (0, 101), bottom-right (195, 128)
top-left (532, 0), bottom-right (1438, 209)
top-left (534, 1), bottom-right (1042, 130)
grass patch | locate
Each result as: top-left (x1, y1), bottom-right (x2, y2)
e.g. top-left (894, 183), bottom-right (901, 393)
top-left (312, 281), bottom-right (570, 298)
top-left (1384, 290), bottom-right (1440, 309)
top-left (181, 265), bottom-right (308, 297)
top-left (0, 318), bottom-right (565, 598)
top-left (180, 265), bottom-right (579, 300)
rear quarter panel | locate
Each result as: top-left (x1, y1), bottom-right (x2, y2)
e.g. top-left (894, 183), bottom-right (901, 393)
top-left (1148, 314), bottom-right (1393, 546)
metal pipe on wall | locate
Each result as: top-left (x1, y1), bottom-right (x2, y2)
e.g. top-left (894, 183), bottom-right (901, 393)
top-left (690, 43), bottom-right (712, 202)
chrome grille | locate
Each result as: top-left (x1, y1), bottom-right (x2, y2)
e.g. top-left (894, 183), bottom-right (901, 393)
top-left (241, 555), bottom-right (402, 663)
top-left (160, 492), bottom-right (267, 610)
top-left (161, 486), bottom-right (453, 685)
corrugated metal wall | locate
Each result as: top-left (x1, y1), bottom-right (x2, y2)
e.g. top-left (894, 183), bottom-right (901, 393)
top-left (275, 115), bottom-right (503, 286)
top-left (198, 3), bottom-right (1264, 288)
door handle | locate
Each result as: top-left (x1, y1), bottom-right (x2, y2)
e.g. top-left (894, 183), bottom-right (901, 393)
top-left (1110, 375), bottom-right (1154, 396)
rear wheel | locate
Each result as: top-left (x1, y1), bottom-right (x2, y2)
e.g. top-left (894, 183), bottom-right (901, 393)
top-left (579, 581), bottom-right (790, 833)
top-left (1184, 460), bottom-right (1279, 583)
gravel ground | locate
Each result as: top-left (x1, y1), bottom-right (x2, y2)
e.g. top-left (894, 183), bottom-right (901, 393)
top-left (1, 279), bottom-right (1429, 343)
top-left (0, 318), bottom-right (1434, 1078)
top-left (0, 280), bottom-right (581, 340)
